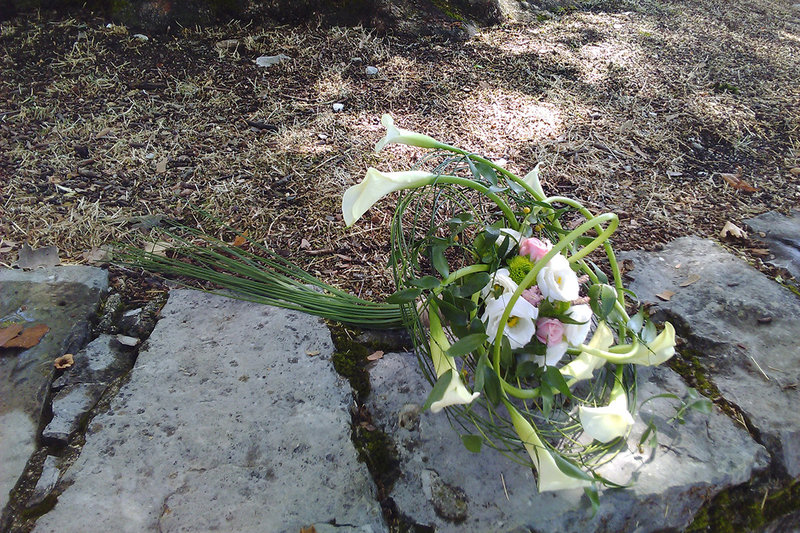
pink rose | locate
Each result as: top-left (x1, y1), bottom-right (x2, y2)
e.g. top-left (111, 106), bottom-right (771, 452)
top-left (519, 237), bottom-right (552, 262)
top-left (536, 318), bottom-right (565, 347)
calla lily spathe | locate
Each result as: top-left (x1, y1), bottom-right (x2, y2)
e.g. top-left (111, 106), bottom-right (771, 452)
top-left (579, 389), bottom-right (635, 443)
top-left (560, 321), bottom-right (614, 383)
top-left (578, 322), bottom-right (677, 367)
top-left (342, 168), bottom-right (435, 227)
top-left (507, 403), bottom-right (592, 492)
top-left (374, 114), bottom-right (445, 152)
top-left (428, 301), bottom-right (479, 413)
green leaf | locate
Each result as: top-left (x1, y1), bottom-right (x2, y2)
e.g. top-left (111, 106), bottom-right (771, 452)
top-left (551, 452), bottom-right (595, 482)
top-left (627, 311), bottom-right (644, 334)
top-left (386, 287), bottom-right (422, 304)
top-left (637, 419), bottom-right (659, 452)
top-left (422, 369), bottom-right (454, 412)
top-left (515, 359), bottom-right (538, 379)
top-left (453, 272), bottom-right (490, 298)
top-left (474, 353), bottom-right (488, 393)
top-left (584, 486), bottom-right (600, 518)
top-left (475, 161), bottom-right (498, 186)
top-left (410, 276), bottom-right (441, 289)
top-left (447, 333), bottom-right (489, 358)
top-left (500, 336), bottom-right (513, 368)
top-left (544, 366), bottom-right (574, 398)
top-left (686, 388), bottom-right (713, 414)
top-left (506, 176), bottom-right (525, 194)
top-left (592, 263), bottom-right (609, 285)
top-left (460, 434), bottom-right (483, 453)
top-left (484, 226), bottom-right (500, 244)
top-left (482, 366), bottom-right (502, 406)
top-left (437, 297), bottom-right (469, 326)
top-left (641, 319), bottom-right (657, 343)
top-left (432, 245), bottom-right (449, 278)
top-left (589, 284), bottom-right (617, 319)
top-left (541, 381), bottom-right (554, 417)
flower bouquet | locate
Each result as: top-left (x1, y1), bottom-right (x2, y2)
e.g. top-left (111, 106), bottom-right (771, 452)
top-left (342, 115), bottom-right (678, 494)
top-left (117, 115), bottom-right (679, 497)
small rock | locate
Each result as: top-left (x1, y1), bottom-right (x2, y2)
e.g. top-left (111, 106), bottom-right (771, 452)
top-left (27, 456), bottom-right (60, 507)
top-left (332, 103), bottom-right (344, 112)
top-left (96, 293), bottom-right (123, 334)
top-left (365, 66), bottom-right (379, 76)
top-left (255, 54), bottom-right (290, 68)
top-left (132, 34), bottom-right (149, 42)
top-left (116, 334), bottom-right (139, 347)
top-left (43, 384), bottom-right (107, 444)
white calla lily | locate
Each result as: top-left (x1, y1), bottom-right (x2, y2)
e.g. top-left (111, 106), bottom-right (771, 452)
top-left (579, 385), bottom-right (635, 443)
top-left (522, 162), bottom-right (545, 200)
top-left (577, 322), bottom-right (677, 367)
top-left (342, 168), bottom-right (436, 227)
top-left (375, 114), bottom-right (445, 152)
top-left (482, 293), bottom-right (538, 349)
top-left (496, 228), bottom-right (523, 253)
top-left (560, 321), bottom-right (614, 382)
top-left (427, 301), bottom-right (479, 413)
top-left (563, 304), bottom-right (593, 346)
top-left (536, 254), bottom-right (579, 302)
top-left (508, 403), bottom-right (592, 492)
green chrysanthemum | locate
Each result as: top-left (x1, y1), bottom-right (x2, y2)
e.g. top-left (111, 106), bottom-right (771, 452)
top-left (507, 255), bottom-right (535, 285)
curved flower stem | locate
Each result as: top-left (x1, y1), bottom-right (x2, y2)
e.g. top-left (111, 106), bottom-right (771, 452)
top-left (491, 212), bottom-right (621, 399)
top-left (434, 175), bottom-right (520, 230)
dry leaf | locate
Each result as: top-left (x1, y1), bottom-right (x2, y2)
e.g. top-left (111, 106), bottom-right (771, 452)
top-left (679, 274), bottom-right (701, 287)
top-left (300, 238), bottom-right (311, 249)
top-left (789, 167), bottom-right (800, 176)
top-left (306, 350), bottom-right (320, 357)
top-left (144, 241), bottom-right (171, 256)
top-left (720, 173), bottom-right (757, 192)
top-left (16, 243), bottom-right (61, 269)
top-left (720, 221), bottom-right (747, 239)
top-left (2, 324), bottom-right (50, 348)
top-left (0, 323), bottom-right (24, 346)
top-left (299, 526), bottom-right (316, 533)
top-left (0, 239), bottom-right (15, 253)
top-left (750, 248), bottom-right (770, 256)
top-left (656, 290), bottom-right (675, 301)
top-left (156, 158), bottom-right (168, 174)
top-left (54, 353), bottom-right (74, 369)
top-left (82, 246), bottom-right (112, 264)
top-left (95, 127), bottom-right (112, 138)
top-left (366, 350), bottom-right (384, 361)
top-left (232, 234), bottom-right (248, 247)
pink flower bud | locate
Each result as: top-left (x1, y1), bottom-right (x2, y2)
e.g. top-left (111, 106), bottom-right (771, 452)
top-left (519, 237), bottom-right (552, 262)
top-left (536, 318), bottom-right (565, 347)
top-left (522, 286), bottom-right (543, 307)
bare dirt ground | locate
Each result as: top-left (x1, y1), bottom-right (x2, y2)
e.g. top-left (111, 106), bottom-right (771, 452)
top-left (1, 0), bottom-right (799, 302)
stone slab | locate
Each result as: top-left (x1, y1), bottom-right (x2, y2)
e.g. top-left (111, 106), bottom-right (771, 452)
top-left (620, 237), bottom-right (800, 478)
top-left (367, 351), bottom-right (767, 532)
top-left (33, 289), bottom-right (385, 533)
top-left (0, 266), bottom-right (107, 511)
top-left (745, 210), bottom-right (800, 279)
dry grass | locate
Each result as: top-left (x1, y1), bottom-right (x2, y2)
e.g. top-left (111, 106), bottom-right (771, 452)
top-left (1, 0), bottom-right (798, 298)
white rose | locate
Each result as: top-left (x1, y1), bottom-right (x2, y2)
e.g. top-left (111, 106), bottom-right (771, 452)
top-left (536, 254), bottom-right (579, 302)
top-left (482, 293), bottom-right (538, 349)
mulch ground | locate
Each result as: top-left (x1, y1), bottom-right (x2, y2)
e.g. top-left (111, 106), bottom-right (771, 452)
top-left (1, 0), bottom-right (798, 304)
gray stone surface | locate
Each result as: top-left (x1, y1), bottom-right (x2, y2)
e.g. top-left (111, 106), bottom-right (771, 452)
top-left (33, 289), bottom-right (385, 533)
top-left (42, 384), bottom-right (107, 445)
top-left (367, 351), bottom-right (767, 532)
top-left (621, 237), bottom-right (800, 478)
top-left (745, 210), bottom-right (800, 279)
top-left (44, 335), bottom-right (134, 444)
top-left (28, 456), bottom-right (60, 507)
top-left (0, 266), bottom-right (107, 511)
